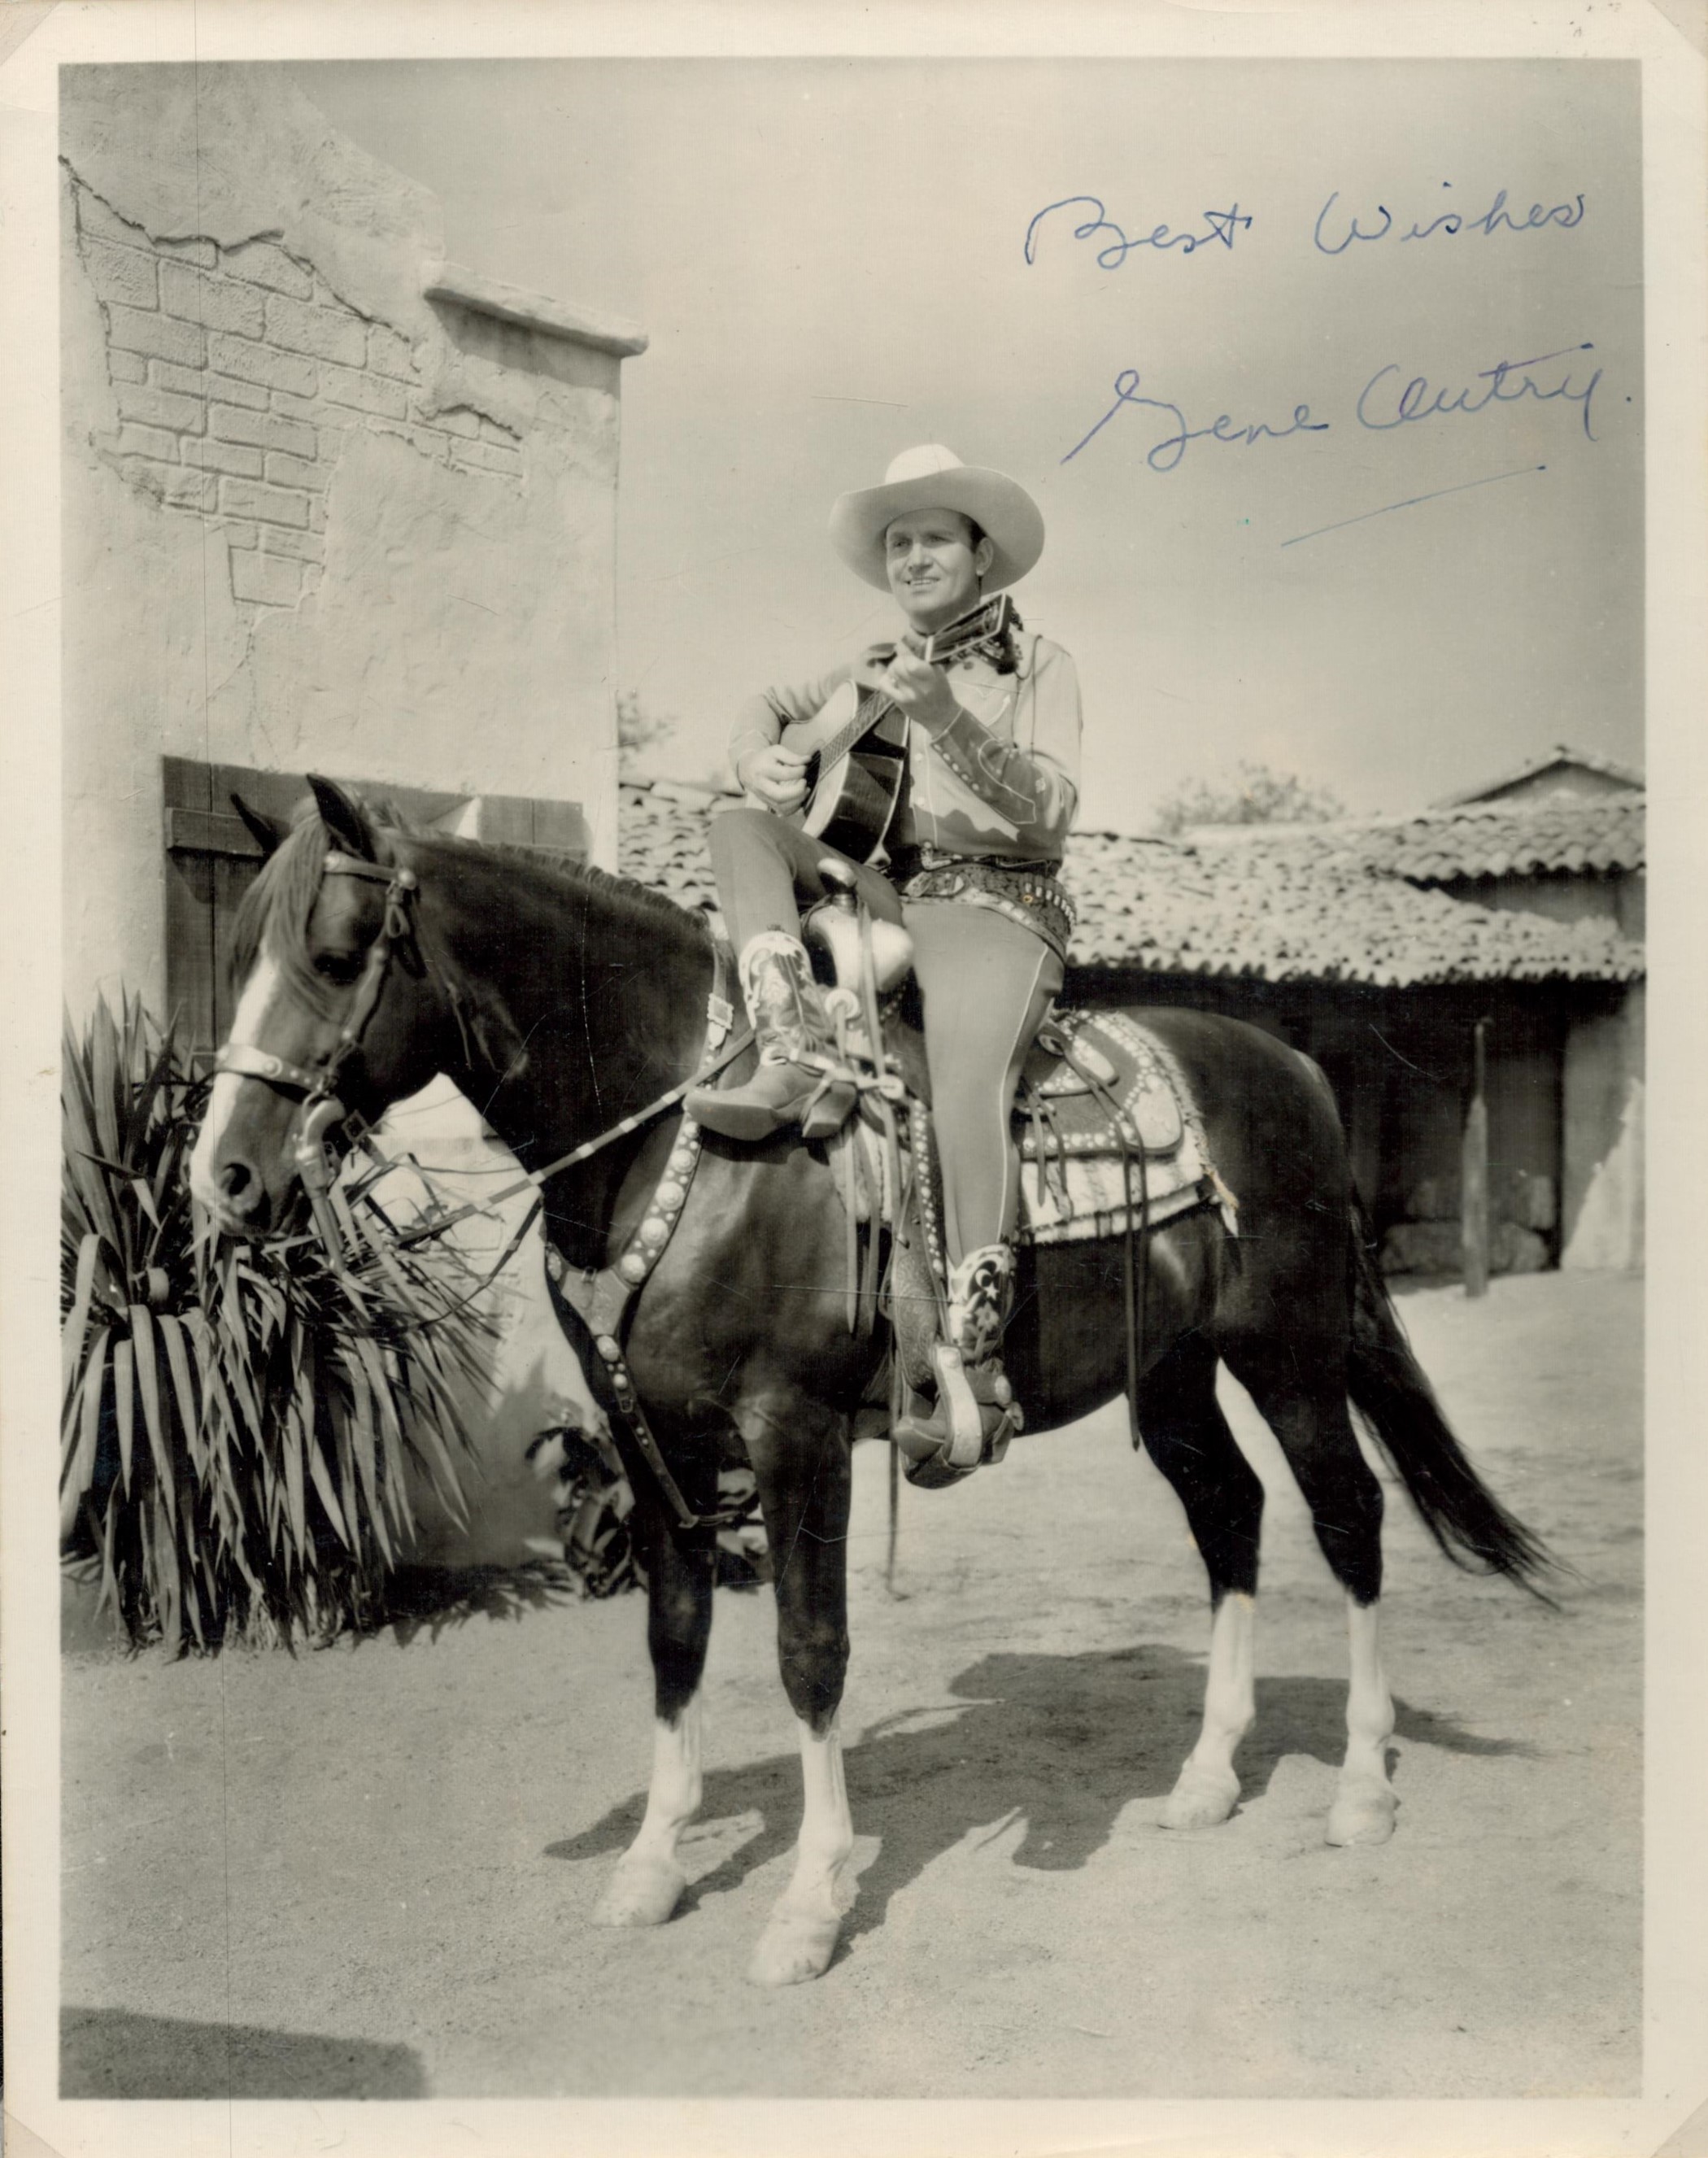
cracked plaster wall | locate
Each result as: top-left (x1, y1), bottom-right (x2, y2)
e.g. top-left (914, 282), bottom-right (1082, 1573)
top-left (63, 63), bottom-right (625, 1022)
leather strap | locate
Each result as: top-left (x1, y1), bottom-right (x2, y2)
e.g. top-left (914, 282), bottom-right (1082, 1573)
top-left (545, 977), bottom-right (747, 1534)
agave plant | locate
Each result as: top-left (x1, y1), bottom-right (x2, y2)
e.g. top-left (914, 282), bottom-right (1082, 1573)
top-left (61, 994), bottom-right (488, 1651)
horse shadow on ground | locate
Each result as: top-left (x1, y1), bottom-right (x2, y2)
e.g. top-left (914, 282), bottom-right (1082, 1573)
top-left (59, 2008), bottom-right (427, 2099)
top-left (546, 1644), bottom-right (1534, 1955)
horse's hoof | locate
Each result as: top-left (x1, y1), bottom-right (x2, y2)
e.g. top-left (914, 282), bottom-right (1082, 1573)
top-left (1327, 1779), bottom-right (1398, 1847)
top-left (746, 1907), bottom-right (843, 1987)
top-left (1161, 1761), bottom-right (1240, 1830)
top-left (592, 1854), bottom-right (686, 1928)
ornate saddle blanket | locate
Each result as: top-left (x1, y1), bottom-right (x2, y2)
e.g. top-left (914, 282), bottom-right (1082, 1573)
top-left (836, 1007), bottom-right (1236, 1251)
top-left (1009, 1009), bottom-right (1235, 1248)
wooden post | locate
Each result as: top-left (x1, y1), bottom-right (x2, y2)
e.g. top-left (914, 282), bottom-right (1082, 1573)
top-left (886, 1440), bottom-right (900, 1594)
top-left (1462, 1018), bottom-right (1491, 1299)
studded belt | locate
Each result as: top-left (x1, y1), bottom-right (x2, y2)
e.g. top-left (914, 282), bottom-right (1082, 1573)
top-left (887, 848), bottom-right (1075, 961)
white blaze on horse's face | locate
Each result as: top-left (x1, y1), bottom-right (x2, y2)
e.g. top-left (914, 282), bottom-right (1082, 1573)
top-left (188, 948), bottom-right (295, 1231)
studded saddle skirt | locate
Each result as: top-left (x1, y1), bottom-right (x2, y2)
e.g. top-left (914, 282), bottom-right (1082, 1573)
top-left (839, 1008), bottom-right (1236, 1250)
top-left (1009, 1009), bottom-right (1234, 1248)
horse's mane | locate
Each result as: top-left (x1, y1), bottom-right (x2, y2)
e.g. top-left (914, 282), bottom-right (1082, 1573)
top-left (229, 796), bottom-right (712, 1056)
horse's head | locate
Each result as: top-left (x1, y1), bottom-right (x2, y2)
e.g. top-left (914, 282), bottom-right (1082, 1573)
top-left (189, 775), bottom-right (449, 1236)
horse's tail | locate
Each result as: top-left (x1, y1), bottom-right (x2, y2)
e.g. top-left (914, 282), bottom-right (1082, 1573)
top-left (1345, 1195), bottom-right (1558, 1599)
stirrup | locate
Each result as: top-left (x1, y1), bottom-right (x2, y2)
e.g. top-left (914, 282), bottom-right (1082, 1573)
top-left (892, 1344), bottom-right (1021, 1488)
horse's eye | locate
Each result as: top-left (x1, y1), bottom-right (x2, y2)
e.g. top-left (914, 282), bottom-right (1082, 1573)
top-left (315, 952), bottom-right (363, 987)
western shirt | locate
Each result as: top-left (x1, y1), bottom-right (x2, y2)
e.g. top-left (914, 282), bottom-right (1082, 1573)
top-left (730, 632), bottom-right (1082, 865)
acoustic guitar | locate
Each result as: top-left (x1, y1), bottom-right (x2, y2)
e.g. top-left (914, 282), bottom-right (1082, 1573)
top-left (778, 594), bottom-right (1016, 863)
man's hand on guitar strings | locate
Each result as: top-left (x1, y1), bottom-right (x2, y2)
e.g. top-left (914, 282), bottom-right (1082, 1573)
top-left (738, 743), bottom-right (811, 813)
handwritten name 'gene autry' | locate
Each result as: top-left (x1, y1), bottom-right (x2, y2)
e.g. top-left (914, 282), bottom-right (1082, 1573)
top-left (1062, 343), bottom-right (1605, 469)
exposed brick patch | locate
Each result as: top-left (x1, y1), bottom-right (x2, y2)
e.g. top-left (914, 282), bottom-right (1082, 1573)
top-left (155, 237), bottom-right (218, 268)
top-left (160, 259), bottom-right (267, 338)
top-left (209, 331), bottom-right (317, 399)
top-left (264, 449), bottom-right (330, 493)
top-left (155, 359), bottom-right (260, 413)
top-left (107, 303), bottom-right (205, 368)
top-left (70, 168), bottom-right (525, 618)
top-left (81, 239), bottom-right (157, 310)
top-left (320, 362), bottom-right (409, 420)
top-left (218, 476), bottom-right (312, 529)
top-left (268, 388), bottom-right (321, 424)
top-left (181, 438), bottom-right (265, 479)
top-left (116, 380), bottom-right (206, 435)
top-left (205, 370), bottom-right (272, 413)
top-left (222, 238), bottom-right (314, 300)
top-left (264, 290), bottom-right (367, 368)
top-left (211, 403), bottom-right (318, 460)
top-left (114, 421), bottom-right (178, 462)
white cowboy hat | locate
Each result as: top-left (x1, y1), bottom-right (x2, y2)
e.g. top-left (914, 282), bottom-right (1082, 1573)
top-left (829, 444), bottom-right (1045, 594)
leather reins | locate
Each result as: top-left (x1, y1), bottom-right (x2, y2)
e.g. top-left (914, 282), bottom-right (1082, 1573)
top-left (211, 846), bottom-right (752, 1295)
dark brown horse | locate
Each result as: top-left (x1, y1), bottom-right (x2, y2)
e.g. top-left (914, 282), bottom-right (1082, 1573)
top-left (188, 777), bottom-right (1549, 1986)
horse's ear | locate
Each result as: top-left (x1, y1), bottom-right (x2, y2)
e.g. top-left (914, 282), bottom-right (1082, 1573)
top-left (229, 791), bottom-right (286, 861)
top-left (307, 774), bottom-right (376, 861)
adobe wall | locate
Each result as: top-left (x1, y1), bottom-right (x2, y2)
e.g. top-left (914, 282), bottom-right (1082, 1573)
top-left (62, 62), bottom-right (636, 1018)
top-left (59, 63), bottom-right (647, 1561)
top-left (1561, 983), bottom-right (1645, 1272)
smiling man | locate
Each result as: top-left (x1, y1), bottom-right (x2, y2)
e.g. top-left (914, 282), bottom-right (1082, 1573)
top-left (685, 444), bottom-right (1083, 1475)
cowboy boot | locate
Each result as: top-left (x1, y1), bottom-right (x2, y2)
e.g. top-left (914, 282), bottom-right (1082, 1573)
top-left (892, 1242), bottom-right (1023, 1485)
top-left (686, 931), bottom-right (855, 1143)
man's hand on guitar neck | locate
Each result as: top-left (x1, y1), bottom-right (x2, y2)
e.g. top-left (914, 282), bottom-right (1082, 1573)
top-left (855, 643), bottom-right (961, 737)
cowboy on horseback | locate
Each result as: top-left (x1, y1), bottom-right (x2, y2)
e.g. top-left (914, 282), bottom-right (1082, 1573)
top-left (685, 445), bottom-right (1083, 1471)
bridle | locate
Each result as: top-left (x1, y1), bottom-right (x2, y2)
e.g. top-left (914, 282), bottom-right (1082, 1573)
top-left (211, 844), bottom-right (756, 1284)
top-left (213, 849), bottom-right (421, 1256)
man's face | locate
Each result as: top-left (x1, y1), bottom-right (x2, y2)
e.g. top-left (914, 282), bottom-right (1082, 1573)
top-left (883, 509), bottom-right (993, 634)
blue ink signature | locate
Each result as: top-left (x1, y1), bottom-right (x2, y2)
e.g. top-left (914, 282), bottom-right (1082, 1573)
top-left (1025, 195), bottom-right (1253, 268)
top-left (1314, 186), bottom-right (1586, 255)
top-left (1357, 342), bottom-right (1602, 441)
top-left (1061, 368), bottom-right (1328, 468)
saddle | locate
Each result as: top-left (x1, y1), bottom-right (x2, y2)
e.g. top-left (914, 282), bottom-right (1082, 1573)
top-left (856, 999), bottom-right (1230, 1250)
top-left (798, 878), bottom-right (1234, 1253)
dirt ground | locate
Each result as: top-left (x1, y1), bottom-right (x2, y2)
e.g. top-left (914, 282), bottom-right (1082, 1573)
top-left (60, 1271), bottom-right (1641, 2101)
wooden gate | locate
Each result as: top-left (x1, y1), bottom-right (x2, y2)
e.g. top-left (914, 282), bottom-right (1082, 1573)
top-left (162, 756), bottom-right (589, 1062)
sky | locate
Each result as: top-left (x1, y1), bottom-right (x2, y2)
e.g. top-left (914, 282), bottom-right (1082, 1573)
top-left (291, 58), bottom-right (1642, 831)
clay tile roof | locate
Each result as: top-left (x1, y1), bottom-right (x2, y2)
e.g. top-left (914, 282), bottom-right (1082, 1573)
top-left (619, 783), bottom-right (1645, 988)
top-left (1353, 796), bottom-right (1645, 883)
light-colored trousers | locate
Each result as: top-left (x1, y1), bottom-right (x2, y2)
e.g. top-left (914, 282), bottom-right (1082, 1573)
top-left (709, 807), bottom-right (1062, 1262)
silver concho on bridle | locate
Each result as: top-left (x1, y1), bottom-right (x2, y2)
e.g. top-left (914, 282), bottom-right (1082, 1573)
top-left (211, 850), bottom-right (420, 1264)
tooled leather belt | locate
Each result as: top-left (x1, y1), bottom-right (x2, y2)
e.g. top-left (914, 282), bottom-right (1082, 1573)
top-left (887, 844), bottom-right (1076, 960)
